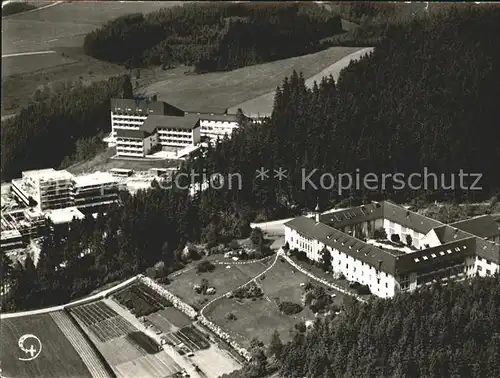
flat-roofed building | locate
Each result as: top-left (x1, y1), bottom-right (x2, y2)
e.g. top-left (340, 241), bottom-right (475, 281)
top-left (72, 172), bottom-right (120, 212)
top-left (185, 111), bottom-right (239, 143)
top-left (11, 169), bottom-right (74, 212)
top-left (109, 97), bottom-right (185, 144)
top-left (115, 113), bottom-right (201, 157)
top-left (45, 207), bottom-right (85, 226)
top-left (284, 200), bottom-right (500, 298)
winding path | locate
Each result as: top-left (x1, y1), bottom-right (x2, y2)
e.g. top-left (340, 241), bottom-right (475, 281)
top-left (200, 254), bottom-right (279, 317)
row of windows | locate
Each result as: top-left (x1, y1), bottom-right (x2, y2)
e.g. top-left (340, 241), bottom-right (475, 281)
top-left (158, 133), bottom-right (192, 139)
top-left (477, 266), bottom-right (493, 275)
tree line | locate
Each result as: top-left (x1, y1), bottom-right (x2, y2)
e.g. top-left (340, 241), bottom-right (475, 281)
top-left (82, 2), bottom-right (342, 72)
top-left (0, 75), bottom-right (133, 180)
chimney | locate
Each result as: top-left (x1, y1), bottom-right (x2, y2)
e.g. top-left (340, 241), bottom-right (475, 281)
top-left (315, 201), bottom-right (320, 223)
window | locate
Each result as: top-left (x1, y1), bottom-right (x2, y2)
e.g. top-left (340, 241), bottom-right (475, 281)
top-left (377, 278), bottom-right (380, 284)
top-left (385, 282), bottom-right (388, 288)
top-left (486, 269), bottom-right (491, 275)
top-left (478, 266), bottom-right (483, 271)
top-left (346, 264), bottom-right (349, 269)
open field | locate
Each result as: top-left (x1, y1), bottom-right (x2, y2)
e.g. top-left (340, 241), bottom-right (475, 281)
top-left (166, 259), bottom-right (268, 308)
top-left (144, 46), bottom-right (363, 114)
top-left (0, 312), bottom-right (92, 378)
top-left (204, 259), bottom-right (343, 347)
top-left (1, 1), bottom-right (182, 115)
top-left (2, 1), bottom-right (179, 55)
top-left (70, 300), bottom-right (181, 378)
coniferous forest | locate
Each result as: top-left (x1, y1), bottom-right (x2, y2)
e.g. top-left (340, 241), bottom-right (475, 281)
top-left (82, 2), bottom-right (342, 72)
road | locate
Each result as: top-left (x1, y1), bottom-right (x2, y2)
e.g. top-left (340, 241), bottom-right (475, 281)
top-left (2, 50), bottom-right (56, 58)
top-left (0, 275), bottom-right (139, 319)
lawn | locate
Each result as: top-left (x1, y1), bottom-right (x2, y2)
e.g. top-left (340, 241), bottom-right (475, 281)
top-left (2, 52), bottom-right (76, 76)
top-left (165, 259), bottom-right (268, 309)
top-left (145, 46), bottom-right (363, 114)
top-left (0, 312), bottom-right (92, 378)
top-left (204, 259), bottom-right (344, 348)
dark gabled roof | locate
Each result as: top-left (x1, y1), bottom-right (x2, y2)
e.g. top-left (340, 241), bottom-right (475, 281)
top-left (395, 237), bottom-right (477, 275)
top-left (382, 201), bottom-right (444, 234)
top-left (116, 128), bottom-right (149, 139)
top-left (449, 215), bottom-right (500, 239)
top-left (285, 216), bottom-right (399, 275)
top-left (110, 98), bottom-right (185, 116)
top-left (141, 114), bottom-right (200, 133)
top-left (320, 202), bottom-right (383, 228)
top-left (432, 224), bottom-right (500, 264)
top-left (320, 200), bottom-right (444, 235)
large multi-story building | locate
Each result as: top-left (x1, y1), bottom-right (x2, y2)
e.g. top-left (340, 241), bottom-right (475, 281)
top-left (11, 169), bottom-right (74, 212)
top-left (109, 96), bottom-right (185, 143)
top-left (185, 111), bottom-right (239, 142)
top-left (284, 200), bottom-right (500, 298)
top-left (72, 172), bottom-right (120, 212)
top-left (115, 114), bottom-right (201, 157)
top-left (108, 98), bottom-right (241, 157)
top-left (11, 169), bottom-right (121, 214)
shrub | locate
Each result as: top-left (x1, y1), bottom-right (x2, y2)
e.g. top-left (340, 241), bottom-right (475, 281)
top-left (374, 228), bottom-right (387, 239)
top-left (279, 301), bottom-right (303, 315)
top-left (197, 260), bottom-right (215, 273)
top-left (356, 284), bottom-right (371, 295)
top-left (391, 234), bottom-right (401, 243)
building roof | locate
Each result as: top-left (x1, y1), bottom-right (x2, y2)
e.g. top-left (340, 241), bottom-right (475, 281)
top-left (395, 237), bottom-right (476, 275)
top-left (45, 207), bottom-right (85, 225)
top-left (196, 113), bottom-right (239, 122)
top-left (141, 114), bottom-right (200, 133)
top-left (382, 201), bottom-right (444, 234)
top-left (73, 172), bottom-right (119, 188)
top-left (111, 98), bottom-right (184, 116)
top-left (449, 215), bottom-right (500, 239)
top-left (23, 168), bottom-right (73, 182)
top-left (286, 200), bottom-right (500, 273)
top-left (116, 128), bottom-right (150, 139)
top-left (432, 224), bottom-right (500, 263)
top-left (320, 200), bottom-right (444, 234)
top-left (285, 216), bottom-right (399, 274)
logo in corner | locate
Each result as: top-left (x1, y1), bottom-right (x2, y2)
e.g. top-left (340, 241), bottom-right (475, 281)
top-left (18, 334), bottom-right (42, 361)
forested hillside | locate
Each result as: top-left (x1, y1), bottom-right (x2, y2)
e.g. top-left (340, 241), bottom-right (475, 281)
top-left (190, 6), bottom-right (500, 211)
top-left (221, 276), bottom-right (500, 378)
top-left (0, 76), bottom-right (133, 180)
top-left (83, 2), bottom-right (342, 72)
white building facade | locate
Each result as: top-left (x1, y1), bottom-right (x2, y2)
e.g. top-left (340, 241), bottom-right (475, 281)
top-left (284, 201), bottom-right (500, 299)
